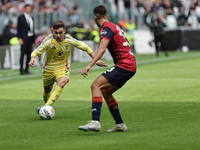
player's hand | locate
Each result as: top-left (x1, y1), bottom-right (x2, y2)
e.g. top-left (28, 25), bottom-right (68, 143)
top-left (77, 66), bottom-right (90, 78)
top-left (96, 60), bottom-right (107, 67)
top-left (28, 57), bottom-right (35, 67)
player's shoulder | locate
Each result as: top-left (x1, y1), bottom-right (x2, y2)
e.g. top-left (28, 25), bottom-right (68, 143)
top-left (102, 22), bottom-right (117, 32)
top-left (64, 36), bottom-right (79, 43)
top-left (44, 34), bottom-right (54, 41)
top-left (40, 34), bottom-right (53, 45)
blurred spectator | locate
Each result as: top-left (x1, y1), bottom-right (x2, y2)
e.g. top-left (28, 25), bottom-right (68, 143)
top-left (162, 0), bottom-right (174, 15)
top-left (89, 26), bottom-right (99, 43)
top-left (132, 0), bottom-right (142, 28)
top-left (118, 18), bottom-right (135, 51)
top-left (35, 31), bottom-right (48, 47)
top-left (144, 3), bottom-right (155, 47)
top-left (118, 17), bottom-right (127, 31)
top-left (65, 21), bottom-right (75, 37)
top-left (8, 1), bottom-right (18, 13)
top-left (146, 13), bottom-right (168, 56)
top-left (73, 18), bottom-right (88, 40)
top-left (88, 20), bottom-right (95, 32)
top-left (179, 0), bottom-right (192, 10)
top-left (88, 19), bottom-right (99, 42)
top-left (114, 0), bottom-right (119, 21)
top-left (172, 0), bottom-right (183, 8)
top-left (76, 18), bottom-right (87, 28)
top-left (17, 3), bottom-right (35, 75)
top-left (68, 4), bottom-right (80, 26)
top-left (2, 20), bottom-right (17, 45)
top-left (125, 18), bottom-right (136, 52)
top-left (177, 6), bottom-right (190, 26)
top-left (195, 0), bottom-right (200, 23)
top-left (152, 0), bottom-right (164, 14)
top-left (124, 0), bottom-right (131, 19)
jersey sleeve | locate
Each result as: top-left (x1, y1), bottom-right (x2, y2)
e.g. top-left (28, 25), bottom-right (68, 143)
top-left (69, 38), bottom-right (93, 54)
top-left (100, 26), bottom-right (114, 42)
top-left (31, 35), bottom-right (51, 58)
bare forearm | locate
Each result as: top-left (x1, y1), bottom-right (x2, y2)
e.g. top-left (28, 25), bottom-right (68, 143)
top-left (88, 39), bottom-right (108, 68)
top-left (88, 49), bottom-right (105, 68)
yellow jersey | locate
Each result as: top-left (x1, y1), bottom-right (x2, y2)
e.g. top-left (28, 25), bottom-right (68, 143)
top-left (31, 35), bottom-right (93, 71)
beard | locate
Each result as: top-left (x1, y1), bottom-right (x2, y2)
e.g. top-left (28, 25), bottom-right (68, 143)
top-left (95, 19), bottom-right (100, 28)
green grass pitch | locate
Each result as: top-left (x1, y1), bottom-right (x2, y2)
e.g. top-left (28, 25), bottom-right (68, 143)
top-left (0, 51), bottom-right (200, 150)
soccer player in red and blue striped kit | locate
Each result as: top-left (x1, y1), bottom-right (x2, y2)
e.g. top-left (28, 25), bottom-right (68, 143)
top-left (77, 5), bottom-right (136, 132)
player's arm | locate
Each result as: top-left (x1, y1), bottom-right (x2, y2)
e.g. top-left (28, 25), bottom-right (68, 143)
top-left (77, 39), bottom-right (109, 77)
top-left (72, 39), bottom-right (107, 67)
top-left (29, 38), bottom-right (49, 67)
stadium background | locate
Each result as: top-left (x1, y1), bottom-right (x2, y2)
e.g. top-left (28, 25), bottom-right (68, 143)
top-left (0, 0), bottom-right (200, 70)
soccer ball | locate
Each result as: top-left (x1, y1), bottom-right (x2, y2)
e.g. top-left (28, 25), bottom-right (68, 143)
top-left (39, 105), bottom-right (55, 120)
top-left (182, 46), bottom-right (189, 52)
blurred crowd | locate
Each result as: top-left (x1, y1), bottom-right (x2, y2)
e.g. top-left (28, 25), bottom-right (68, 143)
top-left (124, 0), bottom-right (200, 27)
top-left (0, 0), bottom-right (68, 14)
top-left (1, 0), bottom-right (200, 47)
top-left (0, 0), bottom-right (90, 46)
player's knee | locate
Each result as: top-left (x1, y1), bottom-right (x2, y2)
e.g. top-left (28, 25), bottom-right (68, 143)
top-left (91, 82), bottom-right (100, 91)
top-left (57, 78), bottom-right (68, 88)
top-left (57, 82), bottom-right (66, 88)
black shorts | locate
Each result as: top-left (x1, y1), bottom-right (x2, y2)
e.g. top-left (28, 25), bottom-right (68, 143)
top-left (102, 66), bottom-right (135, 88)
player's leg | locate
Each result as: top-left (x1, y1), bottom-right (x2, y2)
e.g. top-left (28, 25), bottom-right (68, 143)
top-left (91, 74), bottom-right (112, 120)
top-left (36, 73), bottom-right (55, 114)
top-left (102, 66), bottom-right (135, 132)
top-left (43, 83), bottom-right (53, 103)
top-left (102, 87), bottom-right (127, 132)
top-left (79, 66), bottom-right (135, 132)
top-left (79, 74), bottom-right (111, 132)
top-left (43, 71), bottom-right (55, 104)
top-left (46, 69), bottom-right (69, 106)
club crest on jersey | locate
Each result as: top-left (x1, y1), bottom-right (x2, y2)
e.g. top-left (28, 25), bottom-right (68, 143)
top-left (52, 43), bottom-right (55, 46)
top-left (101, 30), bottom-right (107, 35)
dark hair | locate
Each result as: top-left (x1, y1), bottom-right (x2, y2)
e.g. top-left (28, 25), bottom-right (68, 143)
top-left (93, 5), bottom-right (107, 19)
top-left (24, 3), bottom-right (31, 8)
top-left (52, 20), bottom-right (65, 30)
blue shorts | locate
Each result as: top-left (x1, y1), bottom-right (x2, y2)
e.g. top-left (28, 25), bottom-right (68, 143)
top-left (102, 66), bottom-right (135, 88)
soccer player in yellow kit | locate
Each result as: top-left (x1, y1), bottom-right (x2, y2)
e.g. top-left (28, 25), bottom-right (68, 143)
top-left (28, 20), bottom-right (107, 114)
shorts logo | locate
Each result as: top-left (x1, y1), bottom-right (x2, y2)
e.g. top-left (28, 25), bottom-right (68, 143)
top-left (101, 30), bottom-right (107, 35)
top-left (104, 67), bottom-right (115, 74)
